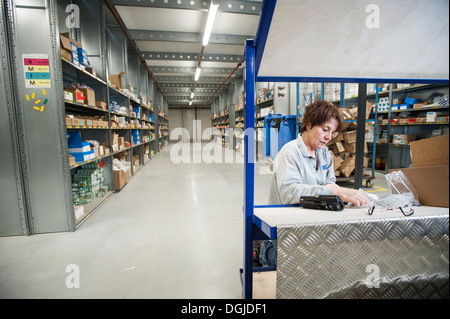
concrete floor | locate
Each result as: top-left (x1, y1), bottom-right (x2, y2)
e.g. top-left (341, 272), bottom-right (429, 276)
top-left (0, 141), bottom-right (390, 299)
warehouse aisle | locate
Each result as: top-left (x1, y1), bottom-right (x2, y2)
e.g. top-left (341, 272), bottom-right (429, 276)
top-left (0, 142), bottom-right (259, 299)
top-left (0, 141), bottom-right (389, 299)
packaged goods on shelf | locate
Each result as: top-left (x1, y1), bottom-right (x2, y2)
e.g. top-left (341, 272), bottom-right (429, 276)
top-left (72, 162), bottom-right (107, 205)
top-left (426, 112), bottom-right (437, 122)
top-left (60, 33), bottom-right (82, 64)
top-left (392, 134), bottom-right (416, 145)
top-left (77, 47), bottom-right (90, 67)
top-left (132, 130), bottom-right (140, 145)
top-left (64, 90), bottom-right (73, 101)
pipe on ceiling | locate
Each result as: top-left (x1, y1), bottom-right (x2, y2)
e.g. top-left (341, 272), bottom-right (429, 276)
top-left (203, 59), bottom-right (244, 107)
top-left (103, 0), bottom-right (169, 106)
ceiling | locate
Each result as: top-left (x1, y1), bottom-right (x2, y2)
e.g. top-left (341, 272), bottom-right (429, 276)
top-left (106, 0), bottom-right (262, 108)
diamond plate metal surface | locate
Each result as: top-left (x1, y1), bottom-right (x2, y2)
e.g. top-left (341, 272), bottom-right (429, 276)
top-left (276, 216), bottom-right (449, 299)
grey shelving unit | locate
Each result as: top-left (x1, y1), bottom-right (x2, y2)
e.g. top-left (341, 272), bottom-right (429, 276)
top-left (369, 83), bottom-right (449, 172)
top-left (0, 0), bottom-right (168, 236)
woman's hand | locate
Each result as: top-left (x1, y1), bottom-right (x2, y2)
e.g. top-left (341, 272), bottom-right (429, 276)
top-left (327, 184), bottom-right (370, 207)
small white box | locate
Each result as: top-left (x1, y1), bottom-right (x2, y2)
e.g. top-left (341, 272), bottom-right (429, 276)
top-left (426, 112), bottom-right (437, 122)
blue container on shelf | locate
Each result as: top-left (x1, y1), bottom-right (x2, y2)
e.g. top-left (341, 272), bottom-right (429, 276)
top-left (264, 114), bottom-right (296, 159)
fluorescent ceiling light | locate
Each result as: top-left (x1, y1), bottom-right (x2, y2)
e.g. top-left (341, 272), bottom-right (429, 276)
top-left (194, 67), bottom-right (201, 81)
top-left (189, 101), bottom-right (192, 105)
top-left (202, 2), bottom-right (219, 46)
top-left (190, 92), bottom-right (195, 98)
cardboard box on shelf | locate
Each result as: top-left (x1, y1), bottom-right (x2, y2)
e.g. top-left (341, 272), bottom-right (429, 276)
top-left (108, 72), bottom-right (125, 90)
top-left (118, 136), bottom-right (125, 149)
top-left (65, 88), bottom-right (85, 103)
top-left (410, 134), bottom-right (449, 168)
top-left (329, 150), bottom-right (344, 170)
top-left (343, 142), bottom-right (368, 153)
top-left (335, 142), bottom-right (345, 153)
top-left (393, 134), bottom-right (416, 141)
top-left (78, 87), bottom-right (95, 106)
top-left (60, 33), bottom-right (82, 62)
top-left (339, 156), bottom-right (355, 177)
top-left (392, 138), bottom-right (409, 145)
top-left (389, 166), bottom-right (449, 207)
top-left (113, 169), bottom-right (130, 191)
top-left (96, 101), bottom-right (107, 109)
top-left (68, 154), bottom-right (76, 166)
top-left (71, 118), bottom-right (85, 126)
top-left (342, 130), bottom-right (357, 144)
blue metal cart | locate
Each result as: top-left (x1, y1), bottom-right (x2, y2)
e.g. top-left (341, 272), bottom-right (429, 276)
top-left (242, 0), bottom-right (448, 299)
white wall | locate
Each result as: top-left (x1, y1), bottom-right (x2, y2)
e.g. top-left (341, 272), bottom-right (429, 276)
top-left (169, 108), bottom-right (212, 142)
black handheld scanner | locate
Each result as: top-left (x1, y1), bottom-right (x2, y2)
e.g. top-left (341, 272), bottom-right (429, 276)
top-left (299, 195), bottom-right (345, 211)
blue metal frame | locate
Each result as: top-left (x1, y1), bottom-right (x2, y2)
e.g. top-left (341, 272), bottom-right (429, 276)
top-left (243, 0), bottom-right (449, 299)
top-left (243, 39), bottom-right (256, 300)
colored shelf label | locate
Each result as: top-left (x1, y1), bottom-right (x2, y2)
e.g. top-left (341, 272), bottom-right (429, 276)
top-left (22, 54), bottom-right (51, 88)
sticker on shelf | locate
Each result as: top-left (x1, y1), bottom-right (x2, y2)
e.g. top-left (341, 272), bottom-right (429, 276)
top-left (22, 54), bottom-right (51, 88)
top-left (25, 89), bottom-right (49, 113)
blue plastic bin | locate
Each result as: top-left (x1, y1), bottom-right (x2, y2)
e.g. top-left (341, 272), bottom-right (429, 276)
top-left (264, 114), bottom-right (296, 159)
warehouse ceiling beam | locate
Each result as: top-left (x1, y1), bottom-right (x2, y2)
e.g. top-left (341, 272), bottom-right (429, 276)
top-left (142, 51), bottom-right (243, 63)
top-left (167, 96), bottom-right (210, 100)
top-left (129, 30), bottom-right (249, 45)
top-left (156, 76), bottom-right (226, 83)
top-left (149, 66), bottom-right (236, 75)
top-left (160, 83), bottom-right (220, 89)
top-left (109, 0), bottom-right (262, 15)
top-left (165, 91), bottom-right (213, 97)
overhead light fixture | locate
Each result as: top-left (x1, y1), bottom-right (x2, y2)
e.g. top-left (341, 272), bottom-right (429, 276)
top-left (194, 67), bottom-right (201, 81)
top-left (189, 101), bottom-right (192, 106)
top-left (202, 1), bottom-right (219, 46)
top-left (190, 92), bottom-right (195, 98)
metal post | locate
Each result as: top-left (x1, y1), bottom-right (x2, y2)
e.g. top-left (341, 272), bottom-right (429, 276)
top-left (354, 83), bottom-right (367, 189)
top-left (243, 39), bottom-right (255, 299)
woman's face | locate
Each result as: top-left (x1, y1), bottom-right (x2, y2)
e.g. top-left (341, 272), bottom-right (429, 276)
top-left (305, 118), bottom-right (339, 149)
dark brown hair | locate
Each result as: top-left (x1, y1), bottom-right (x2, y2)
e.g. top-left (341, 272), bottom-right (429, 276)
top-left (300, 100), bottom-right (344, 133)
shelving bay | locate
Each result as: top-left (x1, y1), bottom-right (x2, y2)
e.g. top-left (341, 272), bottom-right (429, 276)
top-left (212, 110), bottom-right (230, 148)
top-left (62, 56), bottom-right (161, 225)
top-left (296, 82), bottom-right (449, 185)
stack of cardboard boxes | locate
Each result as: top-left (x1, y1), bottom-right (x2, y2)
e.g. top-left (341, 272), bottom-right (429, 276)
top-left (259, 88), bottom-right (271, 102)
top-left (390, 134), bottom-right (449, 207)
top-left (236, 91), bottom-right (244, 111)
top-left (327, 104), bottom-right (372, 177)
top-left (59, 33), bottom-right (91, 69)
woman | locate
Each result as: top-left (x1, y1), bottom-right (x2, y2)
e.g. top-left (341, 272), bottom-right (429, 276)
top-left (258, 100), bottom-right (370, 267)
top-left (268, 100), bottom-right (369, 206)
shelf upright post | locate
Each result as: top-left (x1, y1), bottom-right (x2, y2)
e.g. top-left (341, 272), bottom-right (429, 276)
top-left (371, 84), bottom-right (379, 178)
top-left (243, 39), bottom-right (256, 300)
top-left (385, 84), bottom-right (393, 172)
top-left (3, 0), bottom-right (74, 234)
top-left (354, 83), bottom-right (367, 189)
